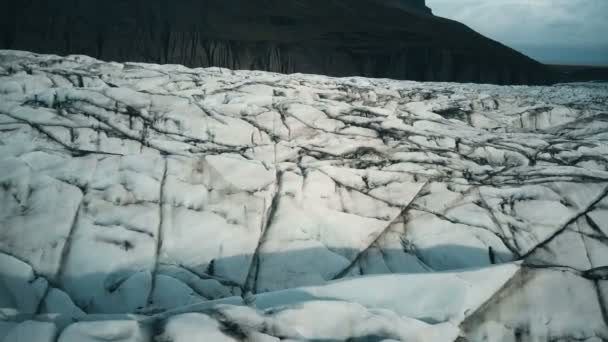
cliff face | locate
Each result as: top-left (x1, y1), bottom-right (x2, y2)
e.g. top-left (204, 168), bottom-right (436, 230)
top-left (0, 0), bottom-right (554, 84)
top-left (372, 0), bottom-right (432, 14)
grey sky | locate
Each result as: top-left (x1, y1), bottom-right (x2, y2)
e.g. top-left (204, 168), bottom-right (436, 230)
top-left (427, 0), bottom-right (608, 65)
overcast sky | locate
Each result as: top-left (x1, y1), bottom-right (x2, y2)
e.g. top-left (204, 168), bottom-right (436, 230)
top-left (427, 0), bottom-right (608, 65)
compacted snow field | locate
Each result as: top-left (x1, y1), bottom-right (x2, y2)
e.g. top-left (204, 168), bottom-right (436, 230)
top-left (0, 50), bottom-right (607, 341)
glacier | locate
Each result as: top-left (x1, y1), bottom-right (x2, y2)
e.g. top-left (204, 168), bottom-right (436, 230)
top-left (0, 50), bottom-right (608, 341)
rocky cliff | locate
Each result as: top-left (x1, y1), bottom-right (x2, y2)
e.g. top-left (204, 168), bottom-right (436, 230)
top-left (0, 0), bottom-right (555, 84)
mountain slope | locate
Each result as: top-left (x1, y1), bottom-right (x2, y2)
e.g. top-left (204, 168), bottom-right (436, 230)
top-left (0, 0), bottom-right (554, 84)
top-left (1, 51), bottom-right (607, 341)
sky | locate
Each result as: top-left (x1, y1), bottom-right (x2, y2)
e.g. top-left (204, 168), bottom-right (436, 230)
top-left (426, 0), bottom-right (608, 66)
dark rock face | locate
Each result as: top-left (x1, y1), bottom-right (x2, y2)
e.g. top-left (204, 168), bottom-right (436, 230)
top-left (374, 0), bottom-right (433, 14)
top-left (0, 0), bottom-right (555, 84)
top-left (551, 65), bottom-right (608, 83)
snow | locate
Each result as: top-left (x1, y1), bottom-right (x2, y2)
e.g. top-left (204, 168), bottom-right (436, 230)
top-left (57, 320), bottom-right (149, 342)
top-left (157, 313), bottom-right (240, 342)
top-left (1, 50), bottom-right (608, 341)
top-left (255, 263), bottom-right (520, 324)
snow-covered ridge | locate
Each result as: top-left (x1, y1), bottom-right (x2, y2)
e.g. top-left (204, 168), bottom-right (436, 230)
top-left (0, 50), bottom-right (607, 341)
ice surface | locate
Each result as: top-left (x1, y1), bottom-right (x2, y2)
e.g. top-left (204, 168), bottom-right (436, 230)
top-left (57, 320), bottom-right (149, 342)
top-left (1, 321), bottom-right (56, 342)
top-left (1, 50), bottom-right (608, 341)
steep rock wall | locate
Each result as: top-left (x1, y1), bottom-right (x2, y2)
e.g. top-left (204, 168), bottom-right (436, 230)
top-left (0, 0), bottom-right (554, 84)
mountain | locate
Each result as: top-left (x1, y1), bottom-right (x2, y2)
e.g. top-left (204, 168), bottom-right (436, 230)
top-left (552, 64), bottom-right (608, 83)
top-left (0, 0), bottom-right (555, 85)
top-left (1, 50), bottom-right (607, 341)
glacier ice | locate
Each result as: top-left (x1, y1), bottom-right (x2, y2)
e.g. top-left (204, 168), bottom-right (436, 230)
top-left (0, 50), bottom-right (608, 341)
